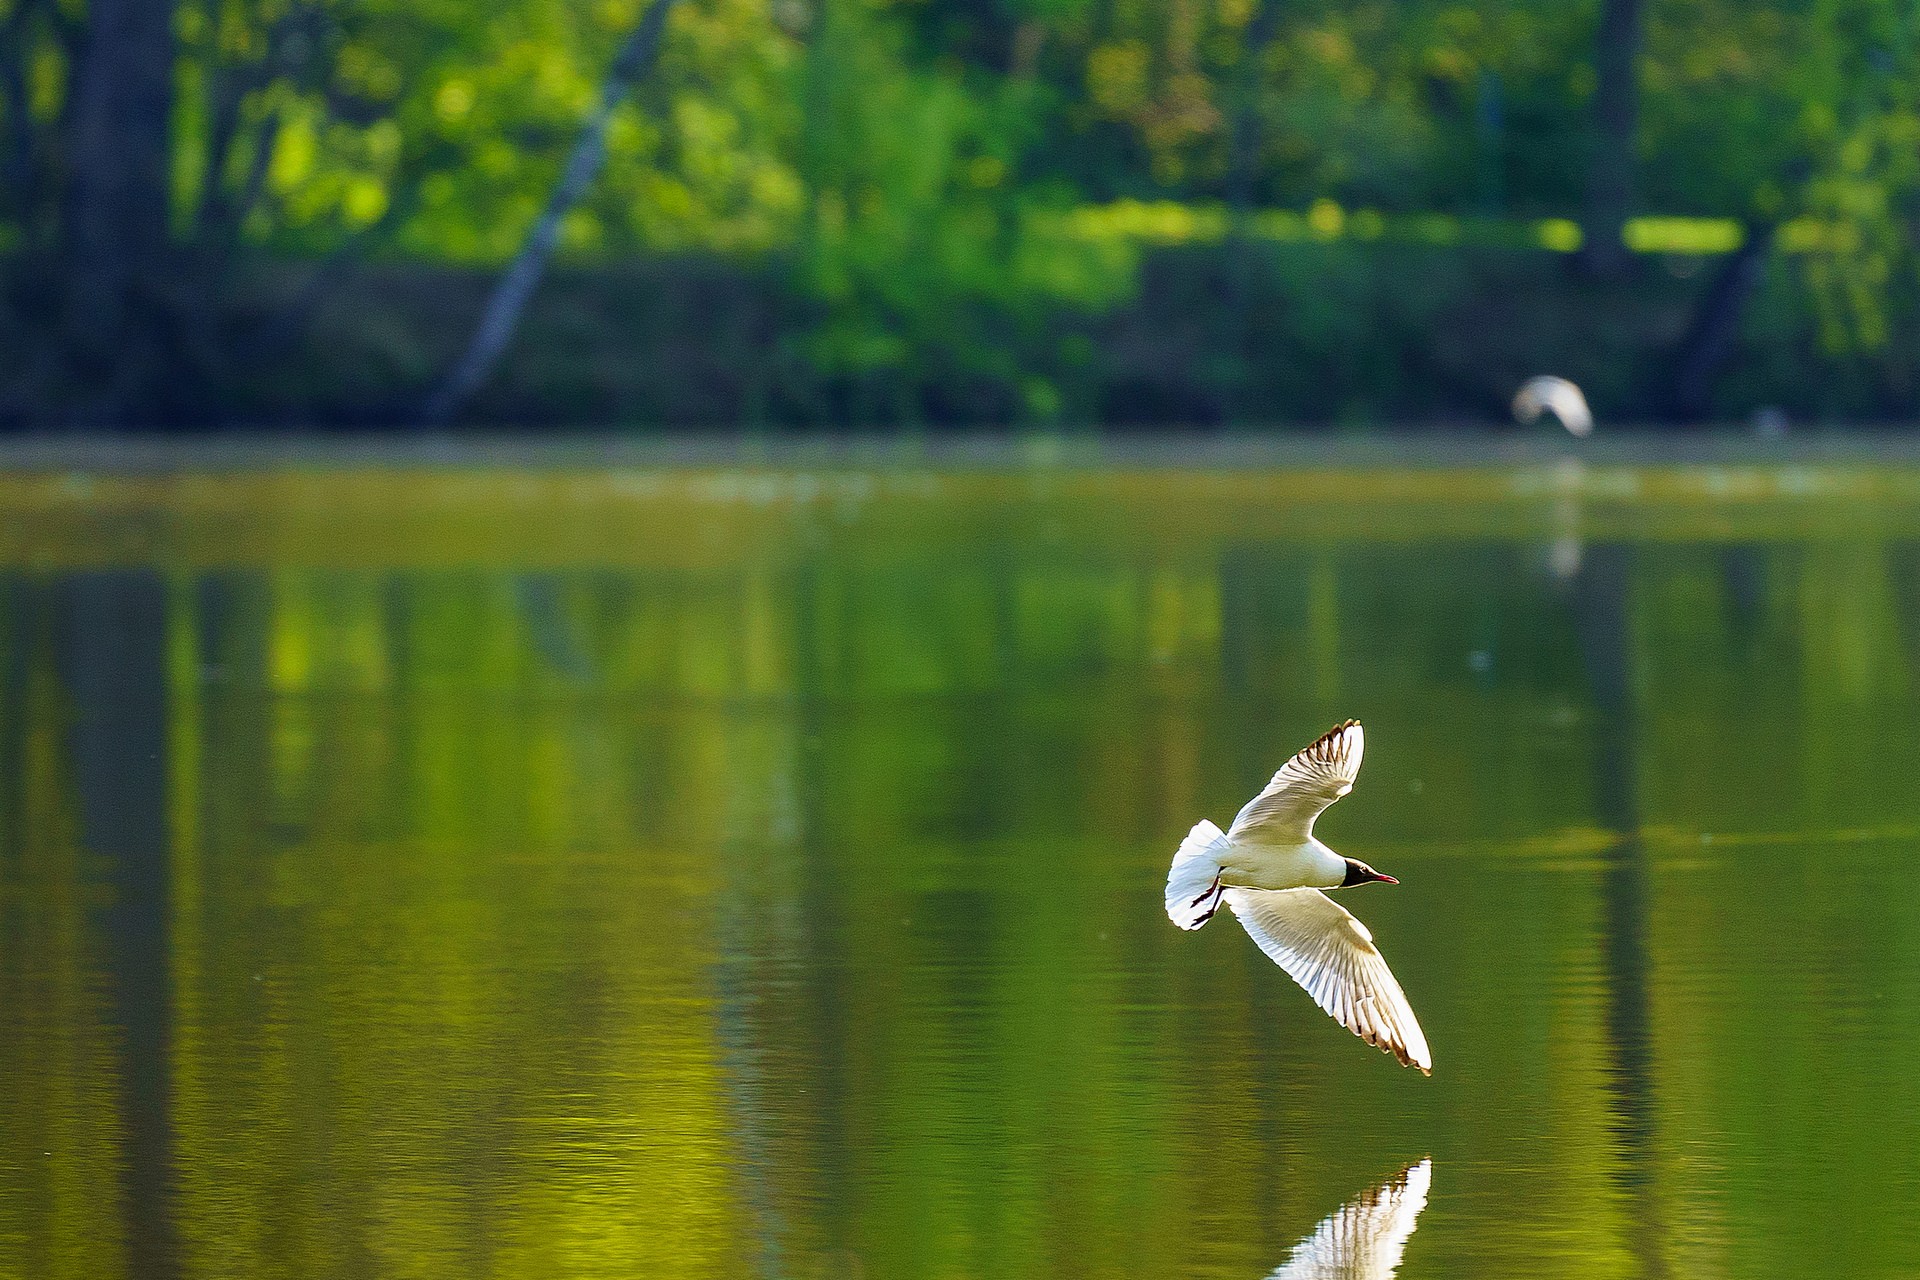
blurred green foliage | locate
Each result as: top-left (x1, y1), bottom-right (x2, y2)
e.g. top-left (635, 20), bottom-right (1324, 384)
top-left (3, 0), bottom-right (1920, 426)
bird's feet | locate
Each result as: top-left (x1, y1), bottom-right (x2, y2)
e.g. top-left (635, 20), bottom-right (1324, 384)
top-left (1189, 872), bottom-right (1224, 925)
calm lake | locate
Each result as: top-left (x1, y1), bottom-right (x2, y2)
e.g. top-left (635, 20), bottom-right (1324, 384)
top-left (4, 450), bottom-right (1920, 1278)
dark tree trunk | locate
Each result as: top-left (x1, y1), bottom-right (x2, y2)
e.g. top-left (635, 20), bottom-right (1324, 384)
top-left (60, 0), bottom-right (178, 405)
top-left (1224, 1), bottom-right (1282, 222)
top-left (1669, 221), bottom-right (1775, 422)
top-left (1580, 0), bottom-right (1643, 279)
top-left (1, 5), bottom-right (37, 226)
top-left (1214, 0), bottom-right (1284, 424)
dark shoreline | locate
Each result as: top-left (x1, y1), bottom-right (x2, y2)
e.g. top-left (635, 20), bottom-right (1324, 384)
top-left (3, 429), bottom-right (1920, 474)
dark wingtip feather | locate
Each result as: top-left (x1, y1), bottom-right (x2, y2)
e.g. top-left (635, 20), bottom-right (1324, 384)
top-left (1304, 719), bottom-right (1360, 764)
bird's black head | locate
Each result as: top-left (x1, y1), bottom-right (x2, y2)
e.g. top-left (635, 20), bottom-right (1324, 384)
top-left (1341, 858), bottom-right (1398, 887)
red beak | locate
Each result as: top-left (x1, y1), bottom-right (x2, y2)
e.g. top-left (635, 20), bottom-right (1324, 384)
top-left (1374, 872), bottom-right (1398, 884)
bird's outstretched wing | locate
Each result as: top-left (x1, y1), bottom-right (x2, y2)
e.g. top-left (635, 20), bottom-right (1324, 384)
top-left (1266, 1159), bottom-right (1433, 1280)
top-left (1228, 721), bottom-right (1364, 844)
top-left (1225, 886), bottom-right (1431, 1073)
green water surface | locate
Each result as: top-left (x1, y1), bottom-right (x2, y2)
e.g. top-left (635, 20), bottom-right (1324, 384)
top-left (2, 457), bottom-right (1919, 1279)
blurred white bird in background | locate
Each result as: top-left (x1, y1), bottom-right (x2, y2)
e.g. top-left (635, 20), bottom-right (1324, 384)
top-left (1265, 1160), bottom-right (1434, 1280)
top-left (1512, 375), bottom-right (1593, 437)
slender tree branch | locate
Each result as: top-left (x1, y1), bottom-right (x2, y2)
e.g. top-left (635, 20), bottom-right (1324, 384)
top-left (422, 0), bottom-right (679, 426)
top-left (196, 4), bottom-right (314, 240)
top-left (48, 0), bottom-right (82, 53)
top-left (226, 104), bottom-right (282, 245)
top-left (1, 0), bottom-right (56, 227)
top-left (1, 26), bottom-right (34, 220)
top-left (195, 69), bottom-right (252, 236)
top-left (1009, 20), bottom-right (1044, 80)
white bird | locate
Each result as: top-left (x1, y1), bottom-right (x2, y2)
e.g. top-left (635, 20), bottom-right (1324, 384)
top-left (1512, 375), bottom-right (1593, 437)
top-left (1266, 1159), bottom-right (1434, 1280)
top-left (1165, 721), bottom-right (1432, 1073)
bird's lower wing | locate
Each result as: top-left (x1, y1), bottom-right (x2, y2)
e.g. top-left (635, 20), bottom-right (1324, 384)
top-left (1225, 886), bottom-right (1432, 1074)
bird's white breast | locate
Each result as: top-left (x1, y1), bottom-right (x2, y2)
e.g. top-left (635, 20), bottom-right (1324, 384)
top-left (1220, 837), bottom-right (1346, 891)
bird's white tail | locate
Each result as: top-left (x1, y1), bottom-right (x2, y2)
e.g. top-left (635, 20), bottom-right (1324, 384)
top-left (1166, 819), bottom-right (1230, 930)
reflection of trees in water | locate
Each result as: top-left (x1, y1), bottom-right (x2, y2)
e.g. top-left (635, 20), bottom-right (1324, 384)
top-left (12, 527), bottom-right (1920, 1277)
top-left (0, 545), bottom-right (1590, 1276)
top-left (1719, 545), bottom-right (1767, 658)
top-left (513, 574), bottom-right (594, 680)
top-left (56, 573), bottom-right (178, 1280)
top-left (1563, 536), bottom-right (1920, 1277)
top-left (788, 562), bottom-right (856, 1268)
top-left (1569, 543), bottom-right (1666, 1280)
top-left (0, 579), bottom-right (138, 1278)
top-left (1889, 542), bottom-right (1920, 692)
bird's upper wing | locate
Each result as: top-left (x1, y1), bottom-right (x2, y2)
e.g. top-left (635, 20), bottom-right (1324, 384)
top-left (1266, 1159), bottom-right (1434, 1280)
top-left (1225, 885), bottom-right (1431, 1073)
top-left (1228, 721), bottom-right (1365, 844)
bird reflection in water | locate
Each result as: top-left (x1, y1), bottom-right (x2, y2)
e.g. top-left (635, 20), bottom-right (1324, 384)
top-left (1264, 1160), bottom-right (1432, 1280)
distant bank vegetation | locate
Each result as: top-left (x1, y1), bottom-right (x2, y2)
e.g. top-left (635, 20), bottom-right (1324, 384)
top-left (1, 0), bottom-right (1917, 429)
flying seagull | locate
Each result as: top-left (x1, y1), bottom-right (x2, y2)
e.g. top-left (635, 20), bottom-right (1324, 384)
top-left (1512, 374), bottom-right (1593, 437)
top-left (1165, 721), bottom-right (1432, 1073)
top-left (1265, 1159), bottom-right (1434, 1280)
